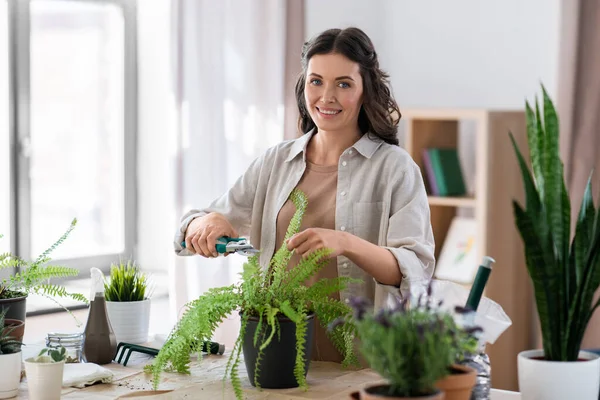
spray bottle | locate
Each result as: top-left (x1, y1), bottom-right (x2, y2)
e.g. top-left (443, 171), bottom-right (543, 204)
top-left (83, 267), bottom-right (117, 364)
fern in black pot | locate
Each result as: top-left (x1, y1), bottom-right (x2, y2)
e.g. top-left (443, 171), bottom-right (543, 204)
top-left (147, 189), bottom-right (360, 399)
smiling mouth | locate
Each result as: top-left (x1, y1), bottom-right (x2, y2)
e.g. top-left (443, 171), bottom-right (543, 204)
top-left (316, 107), bottom-right (342, 116)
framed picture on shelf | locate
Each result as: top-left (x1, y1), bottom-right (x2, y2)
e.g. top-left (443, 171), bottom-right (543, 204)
top-left (434, 216), bottom-right (478, 284)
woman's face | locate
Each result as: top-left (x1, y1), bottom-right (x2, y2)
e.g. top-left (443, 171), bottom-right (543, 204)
top-left (304, 53), bottom-right (363, 134)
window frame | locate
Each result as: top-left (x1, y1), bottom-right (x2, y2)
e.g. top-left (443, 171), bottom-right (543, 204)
top-left (7, 0), bottom-right (138, 274)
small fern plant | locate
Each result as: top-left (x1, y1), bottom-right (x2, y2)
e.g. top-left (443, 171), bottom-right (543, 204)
top-left (104, 260), bottom-right (150, 302)
top-left (146, 189), bottom-right (360, 399)
top-left (0, 219), bottom-right (88, 314)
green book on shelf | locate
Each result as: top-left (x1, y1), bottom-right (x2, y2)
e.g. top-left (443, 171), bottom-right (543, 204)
top-left (426, 148), bottom-right (466, 196)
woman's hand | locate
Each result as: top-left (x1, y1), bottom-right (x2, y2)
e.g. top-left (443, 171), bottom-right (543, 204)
top-left (286, 228), bottom-right (348, 259)
top-left (185, 213), bottom-right (238, 258)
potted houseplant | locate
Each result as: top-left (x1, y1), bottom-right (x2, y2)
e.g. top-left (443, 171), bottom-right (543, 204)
top-left (104, 260), bottom-right (152, 344)
top-left (510, 86), bottom-right (600, 399)
top-left (147, 189), bottom-right (360, 399)
top-left (0, 219), bottom-right (88, 323)
top-left (24, 345), bottom-right (67, 400)
top-left (339, 288), bottom-right (481, 400)
top-left (0, 309), bottom-right (23, 399)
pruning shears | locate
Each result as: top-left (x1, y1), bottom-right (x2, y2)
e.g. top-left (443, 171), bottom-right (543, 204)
top-left (181, 237), bottom-right (260, 257)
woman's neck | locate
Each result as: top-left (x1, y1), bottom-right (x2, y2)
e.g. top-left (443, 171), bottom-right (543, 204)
top-left (307, 128), bottom-right (361, 166)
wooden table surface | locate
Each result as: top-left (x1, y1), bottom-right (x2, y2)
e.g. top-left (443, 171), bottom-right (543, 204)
top-left (15, 350), bottom-right (520, 399)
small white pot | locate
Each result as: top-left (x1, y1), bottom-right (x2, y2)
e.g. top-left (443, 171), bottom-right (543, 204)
top-left (0, 351), bottom-right (22, 399)
top-left (106, 298), bottom-right (151, 344)
top-left (518, 349), bottom-right (600, 400)
top-left (24, 357), bottom-right (65, 400)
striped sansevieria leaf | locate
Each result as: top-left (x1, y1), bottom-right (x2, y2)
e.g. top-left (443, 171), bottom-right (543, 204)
top-left (510, 85), bottom-right (600, 361)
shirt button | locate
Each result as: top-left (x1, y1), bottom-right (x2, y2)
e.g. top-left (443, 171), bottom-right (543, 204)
top-left (342, 161), bottom-right (347, 167)
top-left (340, 226), bottom-right (346, 231)
top-left (342, 262), bottom-right (349, 268)
top-left (341, 191), bottom-right (346, 196)
top-left (348, 150), bottom-right (354, 155)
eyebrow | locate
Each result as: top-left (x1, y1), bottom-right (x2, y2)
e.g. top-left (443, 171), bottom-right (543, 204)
top-left (309, 73), bottom-right (355, 82)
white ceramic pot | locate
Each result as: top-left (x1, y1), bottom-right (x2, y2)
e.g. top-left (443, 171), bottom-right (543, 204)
top-left (106, 299), bottom-right (151, 344)
top-left (0, 351), bottom-right (22, 399)
top-left (24, 356), bottom-right (65, 400)
top-left (518, 349), bottom-right (600, 400)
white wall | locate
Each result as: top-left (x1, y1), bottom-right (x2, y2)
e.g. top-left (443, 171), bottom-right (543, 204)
top-left (306, 0), bottom-right (561, 108)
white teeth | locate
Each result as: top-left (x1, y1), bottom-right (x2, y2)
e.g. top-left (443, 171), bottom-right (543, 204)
top-left (319, 109), bottom-right (341, 115)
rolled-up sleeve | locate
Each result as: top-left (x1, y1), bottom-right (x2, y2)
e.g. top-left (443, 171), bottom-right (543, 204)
top-left (174, 153), bottom-right (265, 256)
top-left (381, 161), bottom-right (435, 298)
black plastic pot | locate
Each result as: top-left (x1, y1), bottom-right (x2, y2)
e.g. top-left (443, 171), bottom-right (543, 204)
top-left (243, 312), bottom-right (315, 389)
top-left (0, 295), bottom-right (27, 321)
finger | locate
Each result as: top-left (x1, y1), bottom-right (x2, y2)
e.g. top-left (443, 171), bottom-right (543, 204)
top-left (184, 235), bottom-right (196, 254)
top-left (191, 231), bottom-right (205, 256)
top-left (206, 232), bottom-right (220, 258)
top-left (295, 239), bottom-right (318, 259)
top-left (287, 230), bottom-right (310, 250)
top-left (198, 229), bottom-right (214, 258)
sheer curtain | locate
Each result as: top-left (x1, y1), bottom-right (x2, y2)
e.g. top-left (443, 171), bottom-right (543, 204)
top-left (169, 0), bottom-right (304, 344)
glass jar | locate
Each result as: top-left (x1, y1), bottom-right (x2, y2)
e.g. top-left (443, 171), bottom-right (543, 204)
top-left (46, 332), bottom-right (84, 363)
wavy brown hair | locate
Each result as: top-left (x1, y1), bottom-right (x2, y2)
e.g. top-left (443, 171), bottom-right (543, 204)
top-left (295, 27), bottom-right (401, 146)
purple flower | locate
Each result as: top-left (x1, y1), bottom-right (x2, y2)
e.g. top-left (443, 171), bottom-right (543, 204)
top-left (374, 309), bottom-right (391, 328)
top-left (454, 306), bottom-right (474, 315)
top-left (348, 296), bottom-right (371, 320)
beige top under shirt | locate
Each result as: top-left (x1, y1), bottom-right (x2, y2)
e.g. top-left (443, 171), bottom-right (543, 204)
top-left (274, 161), bottom-right (343, 362)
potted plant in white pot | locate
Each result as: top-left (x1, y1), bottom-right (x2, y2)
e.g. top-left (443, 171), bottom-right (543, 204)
top-left (0, 309), bottom-right (22, 399)
top-left (0, 219), bottom-right (88, 324)
top-left (24, 345), bottom-right (67, 400)
top-left (146, 189), bottom-right (360, 400)
top-left (104, 260), bottom-right (152, 344)
top-left (510, 86), bottom-right (600, 399)
top-left (337, 288), bottom-right (481, 400)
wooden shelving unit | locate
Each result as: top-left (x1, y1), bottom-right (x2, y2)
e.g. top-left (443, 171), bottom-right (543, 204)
top-left (403, 108), bottom-right (533, 391)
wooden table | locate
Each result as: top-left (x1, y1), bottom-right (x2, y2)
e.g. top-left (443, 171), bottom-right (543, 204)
top-left (15, 351), bottom-right (520, 399)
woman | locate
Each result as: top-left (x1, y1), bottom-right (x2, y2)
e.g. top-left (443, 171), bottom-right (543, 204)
top-left (174, 27), bottom-right (435, 362)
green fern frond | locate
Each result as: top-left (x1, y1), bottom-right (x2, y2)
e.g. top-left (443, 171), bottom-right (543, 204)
top-left (268, 189), bottom-right (308, 293)
top-left (33, 218), bottom-right (77, 265)
top-left (305, 276), bottom-right (360, 301)
top-left (285, 248), bottom-right (332, 288)
top-left (293, 305), bottom-right (309, 390)
top-left (33, 284), bottom-right (88, 304)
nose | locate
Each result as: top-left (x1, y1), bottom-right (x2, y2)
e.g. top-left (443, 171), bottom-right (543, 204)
top-left (320, 84), bottom-right (336, 104)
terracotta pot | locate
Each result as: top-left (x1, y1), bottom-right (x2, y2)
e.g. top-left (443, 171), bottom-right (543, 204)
top-left (2, 319), bottom-right (24, 343)
top-left (358, 385), bottom-right (445, 399)
top-left (435, 364), bottom-right (476, 400)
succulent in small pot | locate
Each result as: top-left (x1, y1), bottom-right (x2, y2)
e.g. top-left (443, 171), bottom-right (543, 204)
top-left (0, 309), bottom-right (23, 400)
top-left (335, 286), bottom-right (482, 400)
top-left (24, 346), bottom-right (67, 400)
top-left (104, 260), bottom-right (152, 344)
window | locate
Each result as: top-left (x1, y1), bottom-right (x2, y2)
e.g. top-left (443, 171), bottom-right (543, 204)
top-left (5, 0), bottom-right (136, 276)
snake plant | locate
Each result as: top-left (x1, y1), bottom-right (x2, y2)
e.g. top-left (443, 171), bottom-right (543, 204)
top-left (510, 85), bottom-right (600, 361)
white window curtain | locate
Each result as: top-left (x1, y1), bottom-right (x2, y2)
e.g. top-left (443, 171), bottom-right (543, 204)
top-left (168, 0), bottom-right (303, 342)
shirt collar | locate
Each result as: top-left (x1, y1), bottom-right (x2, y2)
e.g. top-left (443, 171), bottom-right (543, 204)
top-left (285, 129), bottom-right (384, 162)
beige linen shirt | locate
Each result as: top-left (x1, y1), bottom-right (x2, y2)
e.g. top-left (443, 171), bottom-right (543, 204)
top-left (174, 130), bottom-right (435, 305)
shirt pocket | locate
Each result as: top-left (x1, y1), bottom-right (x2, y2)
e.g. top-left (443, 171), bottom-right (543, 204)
top-left (352, 202), bottom-right (386, 244)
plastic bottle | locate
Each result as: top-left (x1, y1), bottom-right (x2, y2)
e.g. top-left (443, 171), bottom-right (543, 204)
top-left (83, 267), bottom-right (117, 364)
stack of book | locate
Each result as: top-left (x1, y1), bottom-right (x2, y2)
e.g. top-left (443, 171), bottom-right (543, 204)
top-left (422, 147), bottom-right (466, 197)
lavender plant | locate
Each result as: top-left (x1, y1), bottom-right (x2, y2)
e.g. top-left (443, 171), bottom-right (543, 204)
top-left (332, 285), bottom-right (482, 398)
